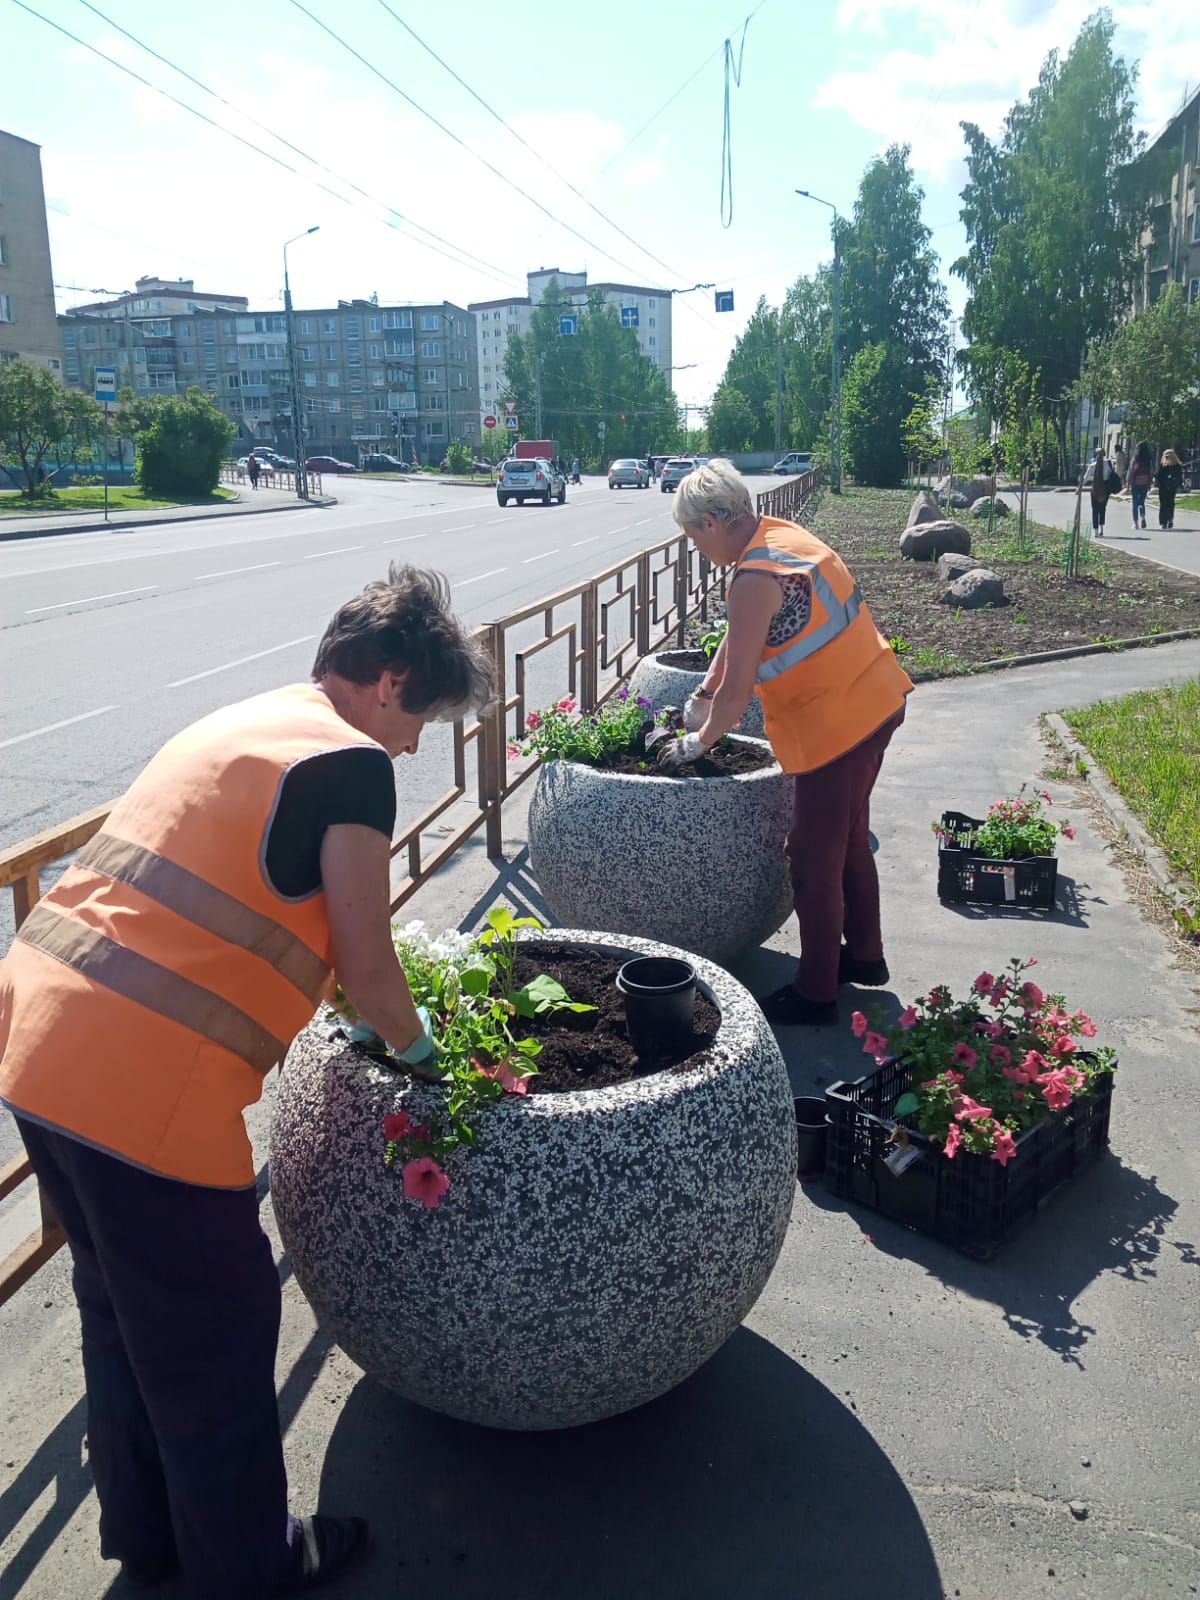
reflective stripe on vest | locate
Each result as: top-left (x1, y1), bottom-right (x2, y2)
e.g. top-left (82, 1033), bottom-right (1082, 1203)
top-left (739, 544), bottom-right (864, 683)
top-left (17, 903), bottom-right (287, 1076)
top-left (75, 831), bottom-right (328, 1005)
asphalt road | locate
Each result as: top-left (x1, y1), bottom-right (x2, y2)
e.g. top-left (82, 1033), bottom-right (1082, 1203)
top-left (1, 473), bottom-right (688, 854)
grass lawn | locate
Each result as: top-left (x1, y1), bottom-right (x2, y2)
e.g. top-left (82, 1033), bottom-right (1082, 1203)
top-left (1064, 680), bottom-right (1200, 898)
top-left (0, 486), bottom-right (233, 516)
top-left (1178, 493), bottom-right (1200, 514)
top-left (802, 487), bottom-right (1200, 681)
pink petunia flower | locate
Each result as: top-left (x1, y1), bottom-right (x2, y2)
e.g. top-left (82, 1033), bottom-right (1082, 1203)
top-left (506, 742), bottom-right (522, 761)
top-left (851, 1010), bottom-right (868, 1038)
top-left (943, 1123), bottom-right (963, 1159)
top-left (496, 1064), bottom-right (530, 1096)
top-left (979, 1018), bottom-right (1005, 1041)
top-left (1041, 790), bottom-right (1053, 803)
top-left (988, 981), bottom-right (1010, 1007)
top-left (525, 711), bottom-right (541, 730)
top-left (954, 1094), bottom-right (994, 1123)
top-left (863, 1031), bottom-right (889, 1058)
top-left (1075, 1014), bottom-right (1098, 1038)
top-left (1062, 823), bottom-right (1076, 840)
top-left (1020, 1050), bottom-right (1048, 1083)
top-left (402, 1157), bottom-right (451, 1209)
top-left (1020, 981), bottom-right (1045, 1009)
top-left (990, 1045), bottom-right (1012, 1068)
top-left (1039, 1069), bottom-right (1075, 1111)
top-left (556, 695), bottom-right (577, 714)
top-left (992, 1128), bottom-right (1018, 1166)
top-left (897, 1006), bottom-right (918, 1030)
top-left (952, 1042), bottom-right (978, 1071)
top-left (1050, 1034), bottom-right (1076, 1057)
top-left (383, 1111), bottom-right (413, 1141)
top-left (973, 971), bottom-right (995, 994)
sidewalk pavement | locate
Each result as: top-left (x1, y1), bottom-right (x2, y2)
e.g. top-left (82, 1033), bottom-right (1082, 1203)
top-left (1000, 486), bottom-right (1200, 578)
top-left (0, 485), bottom-right (330, 541)
top-left (2, 642), bottom-right (1199, 1598)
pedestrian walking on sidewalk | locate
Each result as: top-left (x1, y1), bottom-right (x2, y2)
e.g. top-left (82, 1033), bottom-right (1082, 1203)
top-left (661, 458), bottom-right (912, 1027)
top-left (0, 566), bottom-right (494, 1599)
top-left (1089, 445), bottom-right (1118, 536)
top-left (247, 452), bottom-right (261, 490)
top-left (1129, 441), bottom-right (1153, 529)
top-left (1156, 448), bottom-right (1183, 529)
top-left (1114, 440), bottom-right (1128, 478)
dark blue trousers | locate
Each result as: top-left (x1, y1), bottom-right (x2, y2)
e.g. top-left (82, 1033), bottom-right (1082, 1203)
top-left (17, 1119), bottom-right (294, 1599)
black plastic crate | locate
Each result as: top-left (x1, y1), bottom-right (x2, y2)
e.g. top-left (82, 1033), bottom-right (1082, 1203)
top-left (823, 1057), bottom-right (1113, 1260)
top-left (937, 810), bottom-right (1058, 910)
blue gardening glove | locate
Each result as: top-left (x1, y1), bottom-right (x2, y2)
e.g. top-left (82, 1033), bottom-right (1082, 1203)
top-left (655, 731), bottom-right (707, 770)
top-left (394, 1005), bottom-right (435, 1066)
top-left (334, 1015), bottom-right (377, 1045)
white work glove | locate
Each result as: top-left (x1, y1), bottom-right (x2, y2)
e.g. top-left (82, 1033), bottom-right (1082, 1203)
top-left (656, 731), bottom-right (707, 770)
top-left (682, 694), bottom-right (709, 732)
top-left (335, 1004), bottom-right (435, 1067)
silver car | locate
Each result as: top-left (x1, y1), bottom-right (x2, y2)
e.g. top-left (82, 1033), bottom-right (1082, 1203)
top-left (660, 457), bottom-right (696, 493)
top-left (608, 457), bottom-right (649, 489)
top-left (496, 456), bottom-right (567, 506)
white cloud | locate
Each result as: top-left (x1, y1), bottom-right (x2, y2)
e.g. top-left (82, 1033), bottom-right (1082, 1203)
top-left (624, 156), bottom-right (667, 190)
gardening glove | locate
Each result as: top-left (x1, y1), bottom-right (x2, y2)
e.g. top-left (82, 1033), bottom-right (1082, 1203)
top-left (682, 694), bottom-right (710, 732)
top-left (334, 1015), bottom-right (377, 1045)
top-left (655, 731), bottom-right (707, 770)
top-left (393, 1005), bottom-right (435, 1066)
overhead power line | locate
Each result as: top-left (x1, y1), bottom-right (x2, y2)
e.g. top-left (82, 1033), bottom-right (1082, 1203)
top-left (14, 0), bottom-right (516, 289)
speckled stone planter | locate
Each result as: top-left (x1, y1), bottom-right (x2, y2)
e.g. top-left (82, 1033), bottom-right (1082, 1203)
top-left (270, 929), bottom-right (796, 1431)
top-left (528, 740), bottom-right (793, 965)
top-left (627, 650), bottom-right (766, 739)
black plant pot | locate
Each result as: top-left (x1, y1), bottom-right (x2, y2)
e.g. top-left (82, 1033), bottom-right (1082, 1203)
top-left (793, 1096), bottom-right (828, 1177)
top-left (616, 955), bottom-right (697, 1054)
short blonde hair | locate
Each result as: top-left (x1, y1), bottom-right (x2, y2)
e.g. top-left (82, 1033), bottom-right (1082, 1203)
top-left (672, 458), bottom-right (754, 529)
top-left (1162, 448), bottom-right (1181, 466)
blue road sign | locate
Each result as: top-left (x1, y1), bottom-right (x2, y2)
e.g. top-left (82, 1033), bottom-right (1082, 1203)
top-left (620, 305), bottom-right (639, 328)
top-left (714, 290), bottom-right (734, 313)
top-left (559, 314), bottom-right (578, 336)
top-left (94, 366), bottom-right (117, 404)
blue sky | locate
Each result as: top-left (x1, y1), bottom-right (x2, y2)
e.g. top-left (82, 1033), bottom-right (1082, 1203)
top-left (5, 0), bottom-right (1196, 411)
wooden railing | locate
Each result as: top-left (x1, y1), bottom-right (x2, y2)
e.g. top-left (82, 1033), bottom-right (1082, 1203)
top-left (0, 528), bottom-right (729, 1305)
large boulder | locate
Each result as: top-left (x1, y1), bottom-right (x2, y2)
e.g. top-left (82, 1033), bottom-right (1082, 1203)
top-left (972, 496), bottom-right (1009, 519)
top-left (908, 490), bottom-right (940, 527)
top-left (899, 520), bottom-right (973, 561)
top-left (965, 475), bottom-right (994, 506)
top-left (937, 552), bottom-right (982, 584)
top-left (947, 491), bottom-right (971, 510)
top-left (940, 567), bottom-right (1006, 609)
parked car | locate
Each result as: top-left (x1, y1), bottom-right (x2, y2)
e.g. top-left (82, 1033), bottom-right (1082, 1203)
top-left (359, 453), bottom-right (409, 472)
top-left (304, 455), bottom-right (357, 474)
top-left (660, 457), bottom-right (696, 493)
top-left (693, 455), bottom-right (711, 468)
top-left (772, 451), bottom-right (813, 475)
top-left (497, 456), bottom-right (566, 506)
top-left (608, 457), bottom-right (650, 490)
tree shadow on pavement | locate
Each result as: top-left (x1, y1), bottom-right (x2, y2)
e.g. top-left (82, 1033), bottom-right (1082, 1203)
top-left (806, 1154), bottom-right (1181, 1368)
top-left (316, 1327), bottom-right (943, 1600)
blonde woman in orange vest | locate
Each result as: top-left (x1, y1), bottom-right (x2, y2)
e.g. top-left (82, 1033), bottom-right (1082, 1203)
top-left (0, 565), bottom-right (493, 1597)
top-left (660, 460), bottom-right (912, 1026)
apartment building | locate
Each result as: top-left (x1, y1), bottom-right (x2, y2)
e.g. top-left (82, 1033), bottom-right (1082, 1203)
top-left (470, 268), bottom-right (673, 426)
top-left (1134, 85), bottom-right (1200, 312)
top-left (60, 288), bottom-right (479, 463)
top-left (0, 130), bottom-right (63, 373)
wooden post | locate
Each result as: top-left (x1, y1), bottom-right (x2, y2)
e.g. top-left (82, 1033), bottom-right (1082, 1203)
top-left (480, 623), bottom-right (506, 859)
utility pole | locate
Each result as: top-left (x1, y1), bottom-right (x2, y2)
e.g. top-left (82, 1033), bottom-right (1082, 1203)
top-left (796, 189), bottom-right (843, 493)
top-left (534, 354), bottom-right (543, 439)
top-left (283, 227), bottom-right (319, 501)
top-left (774, 339), bottom-right (783, 457)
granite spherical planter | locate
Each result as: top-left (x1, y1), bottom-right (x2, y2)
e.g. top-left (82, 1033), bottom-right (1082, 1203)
top-left (528, 739), bottom-right (792, 965)
top-left (627, 649), bottom-right (766, 738)
top-left (270, 929), bottom-right (797, 1431)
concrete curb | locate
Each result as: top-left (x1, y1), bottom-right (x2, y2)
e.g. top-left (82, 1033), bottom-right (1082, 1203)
top-left (1045, 711), bottom-right (1195, 916)
top-left (0, 494), bottom-right (336, 544)
top-left (919, 625), bottom-right (1200, 682)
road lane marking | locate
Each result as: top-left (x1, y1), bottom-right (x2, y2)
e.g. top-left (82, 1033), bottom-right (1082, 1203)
top-left (166, 636), bottom-right (317, 689)
top-left (384, 534), bottom-right (426, 544)
top-left (195, 561), bottom-right (281, 580)
top-left (304, 545), bottom-right (363, 559)
top-left (455, 568), bottom-right (507, 587)
top-left (0, 706), bottom-right (119, 750)
top-left (608, 526), bottom-right (632, 534)
top-left (523, 549), bottom-right (560, 563)
top-left (635, 518), bottom-right (653, 525)
top-left (26, 585), bottom-right (157, 615)
top-left (572, 536), bottom-right (600, 546)
top-left (443, 525), bottom-right (475, 533)
top-left (485, 516), bottom-right (510, 524)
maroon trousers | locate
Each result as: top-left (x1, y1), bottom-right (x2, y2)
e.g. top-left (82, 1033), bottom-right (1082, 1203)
top-left (786, 708), bottom-right (904, 1003)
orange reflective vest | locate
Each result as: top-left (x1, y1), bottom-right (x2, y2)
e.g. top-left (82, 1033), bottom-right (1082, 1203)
top-left (0, 684), bottom-right (384, 1188)
top-left (736, 516), bottom-right (912, 774)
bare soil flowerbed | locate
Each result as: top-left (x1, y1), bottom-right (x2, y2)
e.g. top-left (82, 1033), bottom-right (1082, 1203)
top-left (511, 945), bottom-right (721, 1091)
top-left (600, 741), bottom-right (774, 778)
top-left (687, 487), bottom-right (1200, 683)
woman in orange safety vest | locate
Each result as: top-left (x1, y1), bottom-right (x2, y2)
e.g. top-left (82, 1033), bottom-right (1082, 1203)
top-left (658, 460), bottom-right (911, 1027)
top-left (0, 564), bottom-right (493, 1597)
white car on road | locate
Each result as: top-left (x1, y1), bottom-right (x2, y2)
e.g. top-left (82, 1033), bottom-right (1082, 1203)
top-left (497, 457), bottom-right (567, 506)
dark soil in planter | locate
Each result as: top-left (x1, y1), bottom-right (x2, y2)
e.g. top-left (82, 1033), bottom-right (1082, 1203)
top-left (654, 648), bottom-right (711, 672)
top-left (598, 740), bottom-right (774, 778)
top-left (511, 944), bottom-right (721, 1092)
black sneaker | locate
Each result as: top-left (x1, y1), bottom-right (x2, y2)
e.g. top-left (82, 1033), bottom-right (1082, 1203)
top-left (280, 1516), bottom-right (370, 1593)
top-left (119, 1555), bottom-right (179, 1589)
top-left (837, 952), bottom-right (890, 987)
top-left (758, 987), bottom-right (838, 1027)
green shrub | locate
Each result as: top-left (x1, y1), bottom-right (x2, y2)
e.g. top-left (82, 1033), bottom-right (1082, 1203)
top-left (135, 388), bottom-right (234, 497)
top-left (445, 438), bottom-right (473, 475)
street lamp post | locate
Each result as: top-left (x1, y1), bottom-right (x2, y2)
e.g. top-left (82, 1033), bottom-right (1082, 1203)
top-left (795, 190), bottom-right (842, 494)
top-left (283, 227), bottom-right (319, 501)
